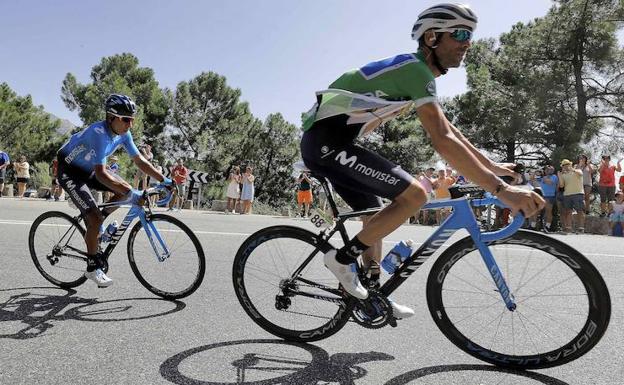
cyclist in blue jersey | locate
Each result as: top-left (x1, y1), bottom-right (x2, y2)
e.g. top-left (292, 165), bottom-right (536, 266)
top-left (57, 94), bottom-right (173, 287)
top-left (300, 3), bottom-right (545, 315)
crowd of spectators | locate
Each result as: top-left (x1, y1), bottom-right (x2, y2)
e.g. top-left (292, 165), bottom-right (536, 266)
top-left (408, 154), bottom-right (624, 236)
top-left (2, 143), bottom-right (622, 237)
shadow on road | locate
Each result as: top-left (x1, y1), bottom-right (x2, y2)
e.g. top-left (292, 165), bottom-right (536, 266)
top-left (384, 363), bottom-right (570, 385)
top-left (160, 339), bottom-right (570, 385)
top-left (0, 286), bottom-right (185, 339)
top-left (160, 338), bottom-right (393, 385)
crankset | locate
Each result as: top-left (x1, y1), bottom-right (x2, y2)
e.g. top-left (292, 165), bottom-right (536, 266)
top-left (351, 289), bottom-right (397, 329)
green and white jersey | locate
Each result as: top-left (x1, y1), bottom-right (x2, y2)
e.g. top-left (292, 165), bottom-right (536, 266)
top-left (302, 50), bottom-right (437, 137)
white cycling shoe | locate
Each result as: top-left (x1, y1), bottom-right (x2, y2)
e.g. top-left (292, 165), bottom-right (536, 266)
top-left (324, 249), bottom-right (369, 299)
top-left (389, 299), bottom-right (415, 319)
top-left (84, 269), bottom-right (113, 288)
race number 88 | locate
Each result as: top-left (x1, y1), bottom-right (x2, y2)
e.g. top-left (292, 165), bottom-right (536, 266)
top-left (310, 214), bottom-right (325, 228)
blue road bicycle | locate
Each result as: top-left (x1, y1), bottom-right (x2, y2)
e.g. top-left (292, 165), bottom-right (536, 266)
top-left (29, 185), bottom-right (206, 299)
top-left (233, 175), bottom-right (611, 369)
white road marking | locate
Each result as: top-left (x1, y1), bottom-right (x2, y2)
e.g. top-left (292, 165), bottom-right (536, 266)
top-left (1, 219), bottom-right (621, 258)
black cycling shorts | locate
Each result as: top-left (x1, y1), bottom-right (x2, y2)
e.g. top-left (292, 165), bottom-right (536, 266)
top-left (57, 156), bottom-right (119, 216)
top-left (300, 116), bottom-right (414, 211)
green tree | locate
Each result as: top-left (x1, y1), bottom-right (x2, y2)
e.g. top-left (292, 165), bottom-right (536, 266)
top-left (0, 83), bottom-right (62, 161)
top-left (61, 53), bottom-right (171, 141)
top-left (454, 0), bottom-right (624, 164)
top-left (168, 71), bottom-right (257, 183)
top-left (242, 113), bottom-right (300, 207)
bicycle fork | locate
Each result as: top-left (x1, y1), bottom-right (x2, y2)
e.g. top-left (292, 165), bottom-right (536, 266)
top-left (473, 239), bottom-right (517, 311)
top-left (138, 212), bottom-right (171, 262)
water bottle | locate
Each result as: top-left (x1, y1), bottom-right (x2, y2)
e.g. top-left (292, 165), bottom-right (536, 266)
top-left (101, 221), bottom-right (119, 243)
top-left (380, 240), bottom-right (414, 274)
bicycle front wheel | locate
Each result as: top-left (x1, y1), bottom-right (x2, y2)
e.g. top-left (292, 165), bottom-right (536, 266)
top-left (233, 226), bottom-right (352, 342)
top-left (426, 230), bottom-right (610, 369)
top-left (29, 211), bottom-right (88, 288)
top-left (127, 214), bottom-right (206, 299)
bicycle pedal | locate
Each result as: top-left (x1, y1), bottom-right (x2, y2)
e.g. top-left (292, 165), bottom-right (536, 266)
top-left (388, 317), bottom-right (398, 327)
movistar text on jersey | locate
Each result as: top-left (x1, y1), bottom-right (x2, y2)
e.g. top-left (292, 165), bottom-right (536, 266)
top-left (335, 151), bottom-right (400, 185)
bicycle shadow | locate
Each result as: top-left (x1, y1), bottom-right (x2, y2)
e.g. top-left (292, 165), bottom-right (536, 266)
top-left (160, 339), bottom-right (570, 385)
top-left (0, 286), bottom-right (185, 339)
top-left (160, 338), bottom-right (393, 385)
top-left (384, 363), bottom-right (570, 385)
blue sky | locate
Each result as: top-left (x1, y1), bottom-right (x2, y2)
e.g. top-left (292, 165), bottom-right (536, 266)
top-left (0, 1), bottom-right (554, 126)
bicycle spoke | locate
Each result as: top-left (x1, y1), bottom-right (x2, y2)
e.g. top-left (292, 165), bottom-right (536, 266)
top-left (429, 231), bottom-right (610, 368)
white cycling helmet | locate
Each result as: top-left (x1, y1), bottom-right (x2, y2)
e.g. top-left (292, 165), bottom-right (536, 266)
top-left (411, 3), bottom-right (478, 41)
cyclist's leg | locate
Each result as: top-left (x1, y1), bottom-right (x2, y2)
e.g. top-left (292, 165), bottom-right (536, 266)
top-left (301, 122), bottom-right (426, 299)
top-left (58, 168), bottom-right (102, 257)
top-left (58, 162), bottom-right (112, 286)
top-left (302, 127), bottom-right (426, 244)
top-left (87, 172), bottom-right (126, 217)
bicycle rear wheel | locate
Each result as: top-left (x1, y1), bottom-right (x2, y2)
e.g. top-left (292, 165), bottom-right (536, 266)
top-left (233, 226), bottom-right (352, 342)
top-left (127, 214), bottom-right (205, 299)
top-left (426, 230), bottom-right (610, 369)
top-left (29, 211), bottom-right (88, 288)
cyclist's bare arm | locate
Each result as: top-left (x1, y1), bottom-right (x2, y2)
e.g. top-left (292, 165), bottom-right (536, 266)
top-left (95, 165), bottom-right (132, 195)
top-left (447, 122), bottom-right (517, 178)
top-left (416, 103), bottom-right (544, 216)
top-left (132, 154), bottom-right (165, 182)
top-left (417, 103), bottom-right (502, 192)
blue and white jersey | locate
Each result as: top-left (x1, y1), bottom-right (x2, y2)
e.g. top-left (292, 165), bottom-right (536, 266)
top-left (0, 151), bottom-right (9, 166)
top-left (58, 121), bottom-right (140, 173)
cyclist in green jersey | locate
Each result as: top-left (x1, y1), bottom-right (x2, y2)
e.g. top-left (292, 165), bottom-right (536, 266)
top-left (300, 3), bottom-right (545, 317)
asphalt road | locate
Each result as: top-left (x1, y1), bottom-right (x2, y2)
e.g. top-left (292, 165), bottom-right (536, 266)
top-left (0, 198), bottom-right (622, 385)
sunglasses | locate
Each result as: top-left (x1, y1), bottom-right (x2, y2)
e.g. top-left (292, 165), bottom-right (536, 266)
top-left (449, 29), bottom-right (472, 42)
top-left (111, 113), bottom-right (135, 123)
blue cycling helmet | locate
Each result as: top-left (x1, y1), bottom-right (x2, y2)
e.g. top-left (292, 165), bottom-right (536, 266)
top-left (105, 94), bottom-right (137, 117)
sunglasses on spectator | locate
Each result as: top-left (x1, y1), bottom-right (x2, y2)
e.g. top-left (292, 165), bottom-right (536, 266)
top-left (449, 29), bottom-right (472, 42)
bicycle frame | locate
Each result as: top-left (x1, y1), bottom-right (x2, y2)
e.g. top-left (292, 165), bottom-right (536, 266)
top-left (304, 176), bottom-right (524, 311)
top-left (382, 195), bottom-right (523, 311)
top-left (99, 203), bottom-right (171, 262)
top-left (60, 185), bottom-right (174, 263)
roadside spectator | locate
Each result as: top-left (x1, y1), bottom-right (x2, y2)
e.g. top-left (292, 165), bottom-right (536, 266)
top-left (133, 145), bottom-right (153, 189)
top-left (558, 159), bottom-right (585, 234)
top-left (608, 191), bottom-right (624, 236)
top-left (49, 158), bottom-right (62, 201)
top-left (619, 173), bottom-right (624, 193)
top-left (0, 149), bottom-right (9, 197)
top-left (297, 171), bottom-right (313, 217)
top-left (170, 158), bottom-right (189, 211)
top-left (433, 169), bottom-right (455, 224)
top-left (578, 154), bottom-right (595, 214)
top-left (240, 166), bottom-right (255, 215)
top-left (149, 164), bottom-right (163, 207)
top-left (598, 155), bottom-right (622, 217)
top-left (173, 159), bottom-right (189, 208)
top-left (416, 168), bottom-right (435, 225)
top-left (14, 155), bottom-right (30, 198)
top-left (225, 166), bottom-right (241, 214)
top-left (539, 165), bottom-right (561, 233)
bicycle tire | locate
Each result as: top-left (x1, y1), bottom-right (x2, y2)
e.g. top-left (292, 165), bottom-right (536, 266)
top-left (29, 211), bottom-right (88, 288)
top-left (426, 230), bottom-right (610, 369)
top-left (127, 214), bottom-right (206, 300)
top-left (233, 226), bottom-right (353, 342)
